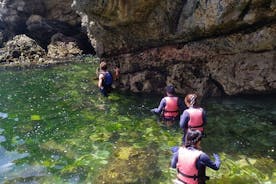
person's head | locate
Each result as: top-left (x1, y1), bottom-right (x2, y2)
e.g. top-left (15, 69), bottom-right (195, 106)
top-left (184, 129), bottom-right (202, 148)
top-left (165, 85), bottom-right (175, 96)
top-left (184, 93), bottom-right (198, 107)
top-left (100, 61), bottom-right (107, 71)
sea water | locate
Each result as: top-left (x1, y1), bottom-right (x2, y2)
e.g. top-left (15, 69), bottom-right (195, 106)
top-left (0, 58), bottom-right (275, 184)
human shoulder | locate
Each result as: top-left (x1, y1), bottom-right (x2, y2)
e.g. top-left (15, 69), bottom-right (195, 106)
top-left (198, 151), bottom-right (210, 161)
top-left (161, 97), bottom-right (168, 103)
top-left (183, 108), bottom-right (189, 113)
top-left (99, 72), bottom-right (105, 79)
top-left (197, 107), bottom-right (206, 114)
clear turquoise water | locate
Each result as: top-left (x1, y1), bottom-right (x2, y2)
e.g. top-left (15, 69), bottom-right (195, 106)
top-left (0, 58), bottom-right (275, 184)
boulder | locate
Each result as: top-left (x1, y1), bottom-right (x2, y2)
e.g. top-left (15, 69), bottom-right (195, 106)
top-left (0, 0), bottom-right (93, 53)
top-left (0, 34), bottom-right (46, 64)
top-left (47, 33), bottom-right (83, 58)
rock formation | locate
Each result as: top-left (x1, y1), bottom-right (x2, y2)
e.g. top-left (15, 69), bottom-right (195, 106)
top-left (0, 0), bottom-right (93, 54)
top-left (73, 0), bottom-right (276, 96)
top-left (0, 34), bottom-right (46, 64)
top-left (0, 0), bottom-right (275, 96)
top-left (47, 33), bottom-right (83, 58)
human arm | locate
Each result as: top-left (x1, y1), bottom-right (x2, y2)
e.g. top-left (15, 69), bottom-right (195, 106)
top-left (151, 98), bottom-right (166, 114)
top-left (197, 152), bottom-right (220, 170)
top-left (98, 73), bottom-right (104, 89)
top-left (114, 66), bottom-right (120, 80)
top-left (170, 150), bottom-right (179, 168)
top-left (179, 110), bottom-right (189, 130)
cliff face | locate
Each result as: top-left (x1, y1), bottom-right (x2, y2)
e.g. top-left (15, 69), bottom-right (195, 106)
top-left (0, 0), bottom-right (275, 96)
top-left (73, 0), bottom-right (276, 96)
top-left (0, 0), bottom-right (93, 53)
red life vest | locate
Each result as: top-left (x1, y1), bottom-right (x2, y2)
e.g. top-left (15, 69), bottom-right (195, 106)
top-left (177, 147), bottom-right (202, 184)
top-left (186, 107), bottom-right (204, 132)
top-left (163, 96), bottom-right (179, 118)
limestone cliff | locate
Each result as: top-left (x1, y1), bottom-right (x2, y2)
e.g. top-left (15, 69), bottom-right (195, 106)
top-left (0, 0), bottom-right (275, 96)
top-left (0, 0), bottom-right (93, 53)
top-left (73, 0), bottom-right (276, 96)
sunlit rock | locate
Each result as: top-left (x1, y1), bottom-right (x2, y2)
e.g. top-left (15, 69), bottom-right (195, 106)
top-left (110, 25), bottom-right (276, 96)
top-left (47, 33), bottom-right (83, 58)
top-left (0, 34), bottom-right (46, 64)
top-left (0, 0), bottom-right (93, 56)
top-left (73, 0), bottom-right (276, 96)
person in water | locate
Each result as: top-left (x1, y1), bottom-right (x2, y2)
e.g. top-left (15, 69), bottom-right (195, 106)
top-left (171, 129), bottom-right (220, 184)
top-left (151, 85), bottom-right (185, 126)
top-left (179, 93), bottom-right (206, 142)
top-left (112, 65), bottom-right (120, 88)
top-left (98, 60), bottom-right (113, 97)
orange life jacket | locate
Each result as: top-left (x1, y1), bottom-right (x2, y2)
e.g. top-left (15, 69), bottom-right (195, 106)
top-left (186, 107), bottom-right (204, 132)
top-left (163, 96), bottom-right (179, 118)
top-left (177, 147), bottom-right (202, 184)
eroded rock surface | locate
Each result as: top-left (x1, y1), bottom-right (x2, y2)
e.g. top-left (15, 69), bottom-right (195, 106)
top-left (73, 0), bottom-right (276, 96)
top-left (47, 33), bottom-right (83, 58)
top-left (109, 25), bottom-right (276, 96)
top-left (0, 0), bottom-right (275, 96)
top-left (0, 0), bottom-right (93, 53)
top-left (0, 34), bottom-right (46, 64)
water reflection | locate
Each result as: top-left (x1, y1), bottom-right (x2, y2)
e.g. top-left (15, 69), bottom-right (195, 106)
top-left (0, 146), bottom-right (47, 182)
top-left (0, 112), bottom-right (8, 119)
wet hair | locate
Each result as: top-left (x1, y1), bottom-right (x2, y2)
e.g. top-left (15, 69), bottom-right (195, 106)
top-left (184, 129), bottom-right (202, 147)
top-left (165, 85), bottom-right (175, 95)
top-left (184, 93), bottom-right (197, 107)
top-left (100, 61), bottom-right (107, 70)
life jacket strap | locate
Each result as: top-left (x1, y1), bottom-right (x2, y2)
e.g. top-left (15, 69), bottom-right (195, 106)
top-left (162, 116), bottom-right (177, 121)
top-left (176, 177), bottom-right (187, 184)
top-left (177, 169), bottom-right (199, 180)
top-left (164, 110), bottom-right (179, 113)
top-left (188, 124), bottom-right (203, 128)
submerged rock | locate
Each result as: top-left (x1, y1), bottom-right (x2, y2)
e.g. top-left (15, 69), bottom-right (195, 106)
top-left (95, 144), bottom-right (162, 183)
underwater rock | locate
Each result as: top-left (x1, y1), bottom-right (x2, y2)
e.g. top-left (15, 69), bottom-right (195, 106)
top-left (95, 144), bottom-right (162, 183)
